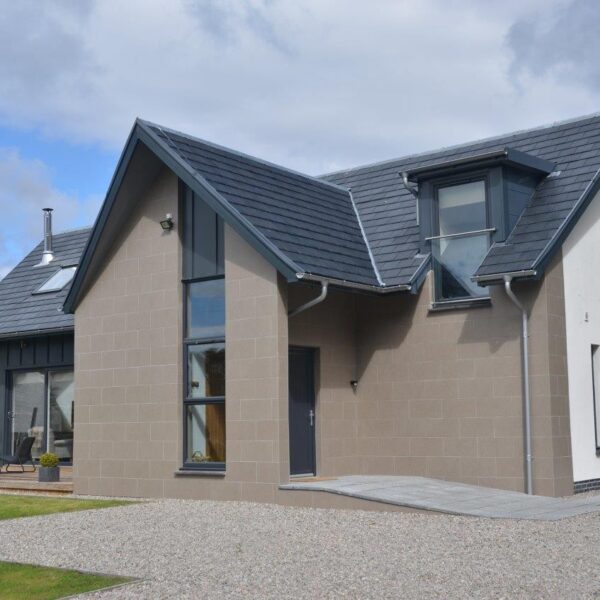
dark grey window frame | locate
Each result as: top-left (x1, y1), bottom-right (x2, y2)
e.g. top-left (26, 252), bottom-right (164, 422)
top-left (180, 181), bottom-right (226, 472)
top-left (429, 171), bottom-right (493, 306)
top-left (182, 275), bottom-right (226, 472)
top-left (5, 365), bottom-right (74, 465)
top-left (592, 344), bottom-right (600, 455)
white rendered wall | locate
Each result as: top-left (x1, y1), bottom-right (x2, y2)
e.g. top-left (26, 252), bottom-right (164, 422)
top-left (563, 190), bottom-right (600, 482)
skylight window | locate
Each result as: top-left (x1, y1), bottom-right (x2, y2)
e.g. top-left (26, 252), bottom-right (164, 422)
top-left (36, 266), bottom-right (77, 293)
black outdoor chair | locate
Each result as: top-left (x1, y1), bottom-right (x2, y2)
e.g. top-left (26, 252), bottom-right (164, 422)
top-left (1, 436), bottom-right (36, 473)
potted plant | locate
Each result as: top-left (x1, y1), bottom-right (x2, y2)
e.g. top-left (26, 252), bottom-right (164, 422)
top-left (38, 453), bottom-right (60, 483)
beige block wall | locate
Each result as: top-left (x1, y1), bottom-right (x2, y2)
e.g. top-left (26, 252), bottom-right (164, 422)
top-left (74, 167), bottom-right (181, 498)
top-left (288, 286), bottom-right (358, 475)
top-left (73, 162), bottom-right (572, 500)
top-left (74, 166), bottom-right (290, 500)
top-left (287, 255), bottom-right (572, 496)
top-left (352, 253), bottom-right (572, 496)
top-left (224, 227), bottom-right (289, 502)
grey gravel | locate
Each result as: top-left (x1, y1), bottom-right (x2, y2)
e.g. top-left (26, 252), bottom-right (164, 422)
top-left (0, 499), bottom-right (599, 599)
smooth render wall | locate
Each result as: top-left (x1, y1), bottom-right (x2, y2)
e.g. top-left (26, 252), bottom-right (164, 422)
top-left (563, 191), bottom-right (600, 483)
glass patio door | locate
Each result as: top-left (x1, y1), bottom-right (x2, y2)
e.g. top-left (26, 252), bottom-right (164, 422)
top-left (8, 369), bottom-right (74, 462)
top-left (10, 371), bottom-right (45, 460)
top-left (47, 370), bottom-right (75, 462)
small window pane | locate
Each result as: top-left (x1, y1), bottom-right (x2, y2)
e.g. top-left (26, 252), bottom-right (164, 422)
top-left (438, 180), bottom-right (486, 236)
top-left (432, 233), bottom-right (489, 301)
top-left (187, 343), bottom-right (225, 398)
top-left (37, 266), bottom-right (77, 293)
top-left (186, 279), bottom-right (225, 340)
top-left (186, 403), bottom-right (226, 463)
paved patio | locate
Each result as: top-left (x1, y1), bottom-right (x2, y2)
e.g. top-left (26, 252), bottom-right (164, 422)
top-left (0, 466), bottom-right (73, 494)
top-left (281, 475), bottom-right (600, 520)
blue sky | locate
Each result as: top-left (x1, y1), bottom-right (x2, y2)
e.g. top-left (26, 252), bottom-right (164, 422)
top-left (1, 0), bottom-right (599, 277)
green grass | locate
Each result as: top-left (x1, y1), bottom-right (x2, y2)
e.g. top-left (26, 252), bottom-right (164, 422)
top-left (0, 495), bottom-right (133, 521)
top-left (0, 562), bottom-right (130, 600)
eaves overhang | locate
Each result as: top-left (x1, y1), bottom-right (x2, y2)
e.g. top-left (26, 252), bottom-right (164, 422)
top-left (405, 147), bottom-right (555, 183)
top-left (0, 325), bottom-right (74, 341)
top-left (63, 119), bottom-right (307, 314)
top-left (472, 269), bottom-right (538, 287)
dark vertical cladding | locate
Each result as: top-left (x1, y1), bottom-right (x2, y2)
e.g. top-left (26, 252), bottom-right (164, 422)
top-left (0, 333), bottom-right (74, 454)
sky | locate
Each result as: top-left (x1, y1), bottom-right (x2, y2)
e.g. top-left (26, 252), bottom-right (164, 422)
top-left (0, 0), bottom-right (599, 278)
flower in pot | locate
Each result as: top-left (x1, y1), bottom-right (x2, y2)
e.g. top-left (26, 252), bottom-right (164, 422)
top-left (39, 453), bottom-right (60, 483)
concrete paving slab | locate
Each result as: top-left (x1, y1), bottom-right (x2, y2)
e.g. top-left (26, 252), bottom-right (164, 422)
top-left (280, 475), bottom-right (600, 520)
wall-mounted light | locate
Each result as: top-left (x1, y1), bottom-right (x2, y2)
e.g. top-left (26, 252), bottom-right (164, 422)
top-left (160, 213), bottom-right (174, 231)
top-left (350, 380), bottom-right (358, 392)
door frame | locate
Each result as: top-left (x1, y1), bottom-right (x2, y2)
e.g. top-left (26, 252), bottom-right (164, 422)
top-left (5, 365), bottom-right (74, 463)
top-left (288, 345), bottom-right (317, 477)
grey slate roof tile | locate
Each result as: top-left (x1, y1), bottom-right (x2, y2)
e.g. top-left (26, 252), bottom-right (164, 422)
top-left (323, 114), bottom-right (600, 286)
top-left (147, 125), bottom-right (380, 286)
top-left (0, 228), bottom-right (90, 337)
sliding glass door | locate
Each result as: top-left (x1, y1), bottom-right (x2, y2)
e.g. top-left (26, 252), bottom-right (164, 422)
top-left (7, 368), bottom-right (74, 463)
top-left (10, 371), bottom-right (45, 460)
top-left (47, 370), bottom-right (74, 462)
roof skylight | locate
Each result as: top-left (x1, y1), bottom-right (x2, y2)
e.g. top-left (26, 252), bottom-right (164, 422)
top-left (35, 266), bottom-right (77, 294)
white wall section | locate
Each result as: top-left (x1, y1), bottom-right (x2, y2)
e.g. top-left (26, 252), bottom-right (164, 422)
top-left (563, 190), bottom-right (600, 482)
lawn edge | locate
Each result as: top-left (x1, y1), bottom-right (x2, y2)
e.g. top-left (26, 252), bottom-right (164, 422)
top-left (0, 559), bottom-right (140, 599)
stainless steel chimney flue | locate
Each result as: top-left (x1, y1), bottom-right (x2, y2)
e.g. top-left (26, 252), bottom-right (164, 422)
top-left (38, 208), bottom-right (54, 266)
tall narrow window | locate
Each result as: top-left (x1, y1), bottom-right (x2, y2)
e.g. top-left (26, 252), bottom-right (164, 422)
top-left (593, 345), bottom-right (600, 453)
top-left (182, 186), bottom-right (225, 470)
top-left (431, 178), bottom-right (491, 302)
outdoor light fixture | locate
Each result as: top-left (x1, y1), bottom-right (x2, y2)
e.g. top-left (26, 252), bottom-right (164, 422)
top-left (350, 380), bottom-right (358, 392)
top-left (160, 213), bottom-right (174, 231)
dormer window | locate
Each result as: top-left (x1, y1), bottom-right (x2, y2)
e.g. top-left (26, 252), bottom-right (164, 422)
top-left (431, 178), bottom-right (491, 303)
top-left (406, 146), bottom-right (555, 309)
top-left (35, 266), bottom-right (77, 294)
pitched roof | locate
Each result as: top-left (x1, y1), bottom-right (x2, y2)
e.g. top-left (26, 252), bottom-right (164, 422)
top-left (65, 114), bottom-right (600, 311)
top-left (323, 113), bottom-right (600, 286)
top-left (0, 228), bottom-right (90, 338)
top-left (146, 122), bottom-right (380, 286)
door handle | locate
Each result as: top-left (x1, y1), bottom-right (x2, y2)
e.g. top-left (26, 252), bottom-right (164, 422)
top-left (309, 409), bottom-right (315, 427)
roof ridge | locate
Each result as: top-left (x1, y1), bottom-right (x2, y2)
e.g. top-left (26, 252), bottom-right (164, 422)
top-left (137, 118), bottom-right (351, 195)
top-left (320, 112), bottom-right (600, 178)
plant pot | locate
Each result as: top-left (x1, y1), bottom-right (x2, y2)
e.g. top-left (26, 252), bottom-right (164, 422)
top-left (39, 466), bottom-right (60, 483)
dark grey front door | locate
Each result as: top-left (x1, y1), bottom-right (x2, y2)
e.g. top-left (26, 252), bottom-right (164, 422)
top-left (289, 346), bottom-right (316, 476)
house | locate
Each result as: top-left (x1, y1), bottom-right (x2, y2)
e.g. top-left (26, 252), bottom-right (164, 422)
top-left (4, 112), bottom-right (600, 503)
top-left (0, 213), bottom-right (89, 466)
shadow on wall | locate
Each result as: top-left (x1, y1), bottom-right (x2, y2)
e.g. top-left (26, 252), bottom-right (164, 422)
top-left (354, 274), bottom-right (543, 382)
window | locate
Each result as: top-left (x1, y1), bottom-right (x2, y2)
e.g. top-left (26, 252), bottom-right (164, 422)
top-left (593, 345), bottom-right (600, 453)
top-left (182, 186), bottom-right (226, 470)
top-left (9, 369), bottom-right (74, 463)
top-left (35, 266), bottom-right (77, 293)
top-left (431, 179), bottom-right (491, 303)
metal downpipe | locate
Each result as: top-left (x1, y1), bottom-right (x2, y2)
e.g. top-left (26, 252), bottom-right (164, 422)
top-left (288, 281), bottom-right (328, 318)
top-left (504, 275), bottom-right (533, 495)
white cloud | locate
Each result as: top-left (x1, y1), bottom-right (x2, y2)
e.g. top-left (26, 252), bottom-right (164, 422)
top-left (0, 149), bottom-right (101, 279)
top-left (0, 0), bottom-right (598, 176)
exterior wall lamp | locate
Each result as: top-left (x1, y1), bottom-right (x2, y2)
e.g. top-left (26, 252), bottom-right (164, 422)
top-left (160, 213), bottom-right (174, 231)
top-left (350, 380), bottom-right (358, 392)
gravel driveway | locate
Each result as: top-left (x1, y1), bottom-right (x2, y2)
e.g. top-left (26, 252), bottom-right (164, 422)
top-left (0, 499), bottom-right (599, 599)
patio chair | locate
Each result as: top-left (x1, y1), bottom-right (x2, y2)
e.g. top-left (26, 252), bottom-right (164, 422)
top-left (1, 436), bottom-right (36, 473)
